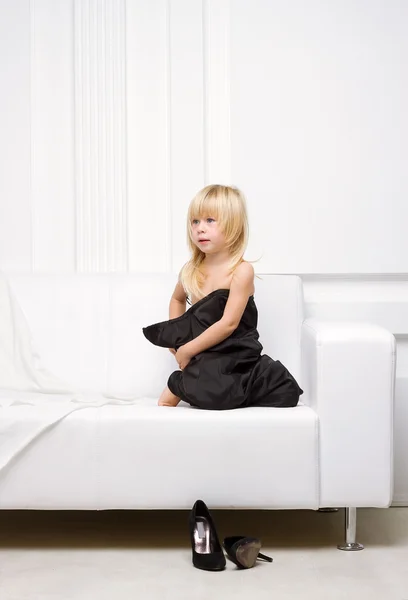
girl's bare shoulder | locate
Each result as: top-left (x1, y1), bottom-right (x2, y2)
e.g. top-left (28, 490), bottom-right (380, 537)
top-left (234, 260), bottom-right (254, 279)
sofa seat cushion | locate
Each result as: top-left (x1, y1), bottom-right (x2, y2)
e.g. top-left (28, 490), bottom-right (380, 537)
top-left (0, 401), bottom-right (319, 510)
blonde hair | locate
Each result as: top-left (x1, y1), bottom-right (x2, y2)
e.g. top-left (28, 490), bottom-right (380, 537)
top-left (179, 184), bottom-right (260, 301)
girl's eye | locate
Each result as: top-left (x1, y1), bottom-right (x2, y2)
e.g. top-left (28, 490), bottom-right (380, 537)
top-left (191, 217), bottom-right (215, 225)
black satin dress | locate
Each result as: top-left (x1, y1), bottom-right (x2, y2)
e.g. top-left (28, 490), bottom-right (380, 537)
top-left (142, 289), bottom-right (303, 410)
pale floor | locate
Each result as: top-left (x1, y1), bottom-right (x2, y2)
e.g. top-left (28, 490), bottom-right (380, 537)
top-left (0, 507), bottom-right (407, 600)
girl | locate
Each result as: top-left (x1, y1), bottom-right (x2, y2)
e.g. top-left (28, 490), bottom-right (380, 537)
top-left (142, 184), bottom-right (303, 409)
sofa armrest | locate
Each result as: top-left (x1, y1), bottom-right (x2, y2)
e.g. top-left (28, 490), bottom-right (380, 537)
top-left (301, 318), bottom-right (396, 508)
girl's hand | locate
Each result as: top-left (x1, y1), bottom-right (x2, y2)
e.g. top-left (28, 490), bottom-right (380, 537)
top-left (175, 345), bottom-right (193, 370)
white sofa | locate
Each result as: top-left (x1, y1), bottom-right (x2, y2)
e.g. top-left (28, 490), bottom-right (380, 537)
top-left (0, 273), bottom-right (396, 550)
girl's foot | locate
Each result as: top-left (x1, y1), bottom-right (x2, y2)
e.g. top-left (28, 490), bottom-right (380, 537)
top-left (158, 386), bottom-right (180, 407)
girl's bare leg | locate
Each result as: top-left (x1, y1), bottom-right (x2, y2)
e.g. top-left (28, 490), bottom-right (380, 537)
top-left (158, 385), bottom-right (180, 407)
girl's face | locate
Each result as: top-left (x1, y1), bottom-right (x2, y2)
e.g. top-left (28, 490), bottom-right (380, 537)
top-left (190, 215), bottom-right (226, 254)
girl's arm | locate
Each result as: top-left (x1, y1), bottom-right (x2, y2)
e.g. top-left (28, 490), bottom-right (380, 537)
top-left (185, 319), bottom-right (236, 356)
top-left (169, 277), bottom-right (187, 319)
top-left (168, 278), bottom-right (187, 356)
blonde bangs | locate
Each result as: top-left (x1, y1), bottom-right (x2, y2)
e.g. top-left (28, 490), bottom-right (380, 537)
top-left (187, 186), bottom-right (222, 228)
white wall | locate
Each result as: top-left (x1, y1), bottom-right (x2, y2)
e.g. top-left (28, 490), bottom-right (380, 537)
top-left (0, 0), bottom-right (407, 503)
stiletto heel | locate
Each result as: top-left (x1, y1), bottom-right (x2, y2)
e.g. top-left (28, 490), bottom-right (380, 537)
top-left (257, 551), bottom-right (273, 562)
top-left (189, 500), bottom-right (226, 571)
top-left (223, 536), bottom-right (273, 569)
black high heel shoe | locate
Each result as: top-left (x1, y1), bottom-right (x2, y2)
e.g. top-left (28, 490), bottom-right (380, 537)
top-left (189, 500), bottom-right (226, 571)
top-left (223, 536), bottom-right (273, 569)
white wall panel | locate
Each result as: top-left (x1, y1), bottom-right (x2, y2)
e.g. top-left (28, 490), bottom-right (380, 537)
top-left (126, 0), bottom-right (170, 272)
top-left (230, 0), bottom-right (408, 274)
top-left (74, 0), bottom-right (128, 272)
top-left (394, 379), bottom-right (408, 504)
top-left (0, 1), bottom-right (32, 271)
top-left (203, 0), bottom-right (231, 185)
top-left (394, 338), bottom-right (408, 505)
top-left (32, 0), bottom-right (76, 272)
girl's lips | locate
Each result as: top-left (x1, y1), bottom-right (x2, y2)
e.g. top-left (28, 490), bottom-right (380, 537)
top-left (199, 240), bottom-right (210, 243)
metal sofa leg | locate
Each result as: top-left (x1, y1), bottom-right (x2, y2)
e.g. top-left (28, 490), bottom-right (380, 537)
top-left (337, 507), bottom-right (364, 551)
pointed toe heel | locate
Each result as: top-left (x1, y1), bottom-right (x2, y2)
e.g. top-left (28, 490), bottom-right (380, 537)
top-left (189, 500), bottom-right (226, 571)
top-left (223, 536), bottom-right (273, 569)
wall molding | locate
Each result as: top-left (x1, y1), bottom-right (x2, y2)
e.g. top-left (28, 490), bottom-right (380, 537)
top-left (300, 273), bottom-right (408, 281)
top-left (74, 0), bottom-right (128, 272)
top-left (301, 279), bottom-right (408, 335)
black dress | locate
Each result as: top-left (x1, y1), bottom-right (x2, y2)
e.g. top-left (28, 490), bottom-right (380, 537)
top-left (142, 288), bottom-right (303, 410)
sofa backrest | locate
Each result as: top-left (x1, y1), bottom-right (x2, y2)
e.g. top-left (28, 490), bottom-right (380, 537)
top-left (5, 273), bottom-right (305, 398)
